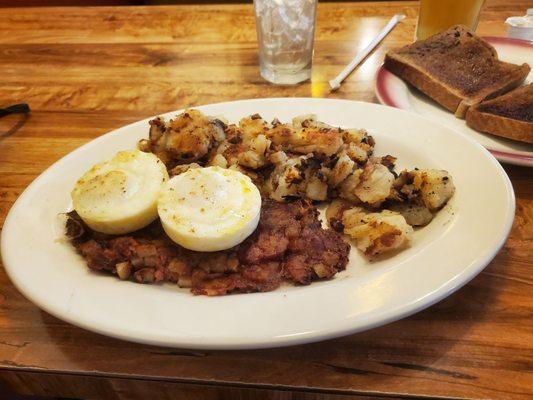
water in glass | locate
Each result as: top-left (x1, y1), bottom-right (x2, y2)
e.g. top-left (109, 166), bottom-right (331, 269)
top-left (254, 0), bottom-right (318, 84)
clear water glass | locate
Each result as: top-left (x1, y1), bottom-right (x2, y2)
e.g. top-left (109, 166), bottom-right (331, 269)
top-left (253, 0), bottom-right (318, 85)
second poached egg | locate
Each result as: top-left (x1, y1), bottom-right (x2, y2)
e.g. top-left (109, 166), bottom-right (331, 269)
top-left (158, 166), bottom-right (261, 252)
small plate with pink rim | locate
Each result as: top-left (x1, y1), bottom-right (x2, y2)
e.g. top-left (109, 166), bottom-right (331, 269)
top-left (375, 36), bottom-right (533, 167)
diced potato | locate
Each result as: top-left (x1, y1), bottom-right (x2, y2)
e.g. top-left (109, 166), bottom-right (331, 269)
top-left (342, 208), bottom-right (413, 257)
top-left (353, 163), bottom-right (395, 206)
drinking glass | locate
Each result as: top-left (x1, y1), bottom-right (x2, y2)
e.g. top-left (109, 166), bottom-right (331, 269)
top-left (253, 0), bottom-right (318, 85)
top-left (416, 0), bottom-right (486, 40)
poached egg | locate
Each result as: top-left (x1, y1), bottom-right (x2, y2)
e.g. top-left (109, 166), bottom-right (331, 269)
top-left (158, 166), bottom-right (261, 252)
top-left (71, 150), bottom-right (169, 234)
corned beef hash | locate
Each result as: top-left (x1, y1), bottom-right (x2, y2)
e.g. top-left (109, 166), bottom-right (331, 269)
top-left (66, 110), bottom-right (455, 295)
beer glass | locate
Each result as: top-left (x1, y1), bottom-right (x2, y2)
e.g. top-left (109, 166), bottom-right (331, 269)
top-left (416, 0), bottom-right (486, 40)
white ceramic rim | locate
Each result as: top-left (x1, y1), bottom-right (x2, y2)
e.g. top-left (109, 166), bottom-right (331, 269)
top-left (1, 98), bottom-right (515, 349)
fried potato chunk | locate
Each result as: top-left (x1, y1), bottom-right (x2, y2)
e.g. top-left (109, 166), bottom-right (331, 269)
top-left (267, 116), bottom-right (344, 156)
top-left (340, 207), bottom-right (413, 258)
top-left (208, 123), bottom-right (271, 170)
top-left (393, 169), bottom-right (455, 210)
top-left (388, 202), bottom-right (434, 226)
top-left (139, 109), bottom-right (225, 165)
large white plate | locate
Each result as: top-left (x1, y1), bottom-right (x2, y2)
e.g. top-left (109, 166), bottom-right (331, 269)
top-left (375, 37), bottom-right (533, 166)
top-left (1, 98), bottom-right (514, 349)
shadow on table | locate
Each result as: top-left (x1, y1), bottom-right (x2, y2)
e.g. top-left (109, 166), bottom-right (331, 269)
top-left (0, 111), bottom-right (30, 141)
top-left (503, 164), bottom-right (533, 201)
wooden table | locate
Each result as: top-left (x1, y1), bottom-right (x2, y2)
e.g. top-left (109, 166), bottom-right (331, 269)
top-left (0, 1), bottom-right (531, 399)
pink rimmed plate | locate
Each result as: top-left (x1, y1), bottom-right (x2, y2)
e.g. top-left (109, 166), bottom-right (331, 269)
top-left (376, 37), bottom-right (533, 167)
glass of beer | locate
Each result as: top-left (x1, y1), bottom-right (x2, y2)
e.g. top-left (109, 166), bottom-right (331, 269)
top-left (416, 0), bottom-right (486, 40)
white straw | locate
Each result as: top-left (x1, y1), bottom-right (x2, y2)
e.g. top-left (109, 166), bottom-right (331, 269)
top-left (329, 14), bottom-right (406, 91)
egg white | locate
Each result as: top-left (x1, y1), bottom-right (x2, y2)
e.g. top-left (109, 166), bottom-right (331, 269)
top-left (158, 166), bottom-right (261, 252)
top-left (71, 150), bottom-right (169, 234)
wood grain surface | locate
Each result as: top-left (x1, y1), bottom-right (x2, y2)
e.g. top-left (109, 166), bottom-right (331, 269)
top-left (0, 1), bottom-right (532, 399)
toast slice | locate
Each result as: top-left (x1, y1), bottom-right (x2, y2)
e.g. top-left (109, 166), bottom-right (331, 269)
top-left (384, 25), bottom-right (531, 118)
top-left (466, 83), bottom-right (533, 144)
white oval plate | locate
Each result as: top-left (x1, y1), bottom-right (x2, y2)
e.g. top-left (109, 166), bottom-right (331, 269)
top-left (375, 37), bottom-right (533, 167)
top-left (1, 98), bottom-right (514, 349)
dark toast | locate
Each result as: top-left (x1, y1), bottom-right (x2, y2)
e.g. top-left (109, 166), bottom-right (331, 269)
top-left (384, 25), bottom-right (531, 118)
top-left (466, 83), bottom-right (533, 144)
